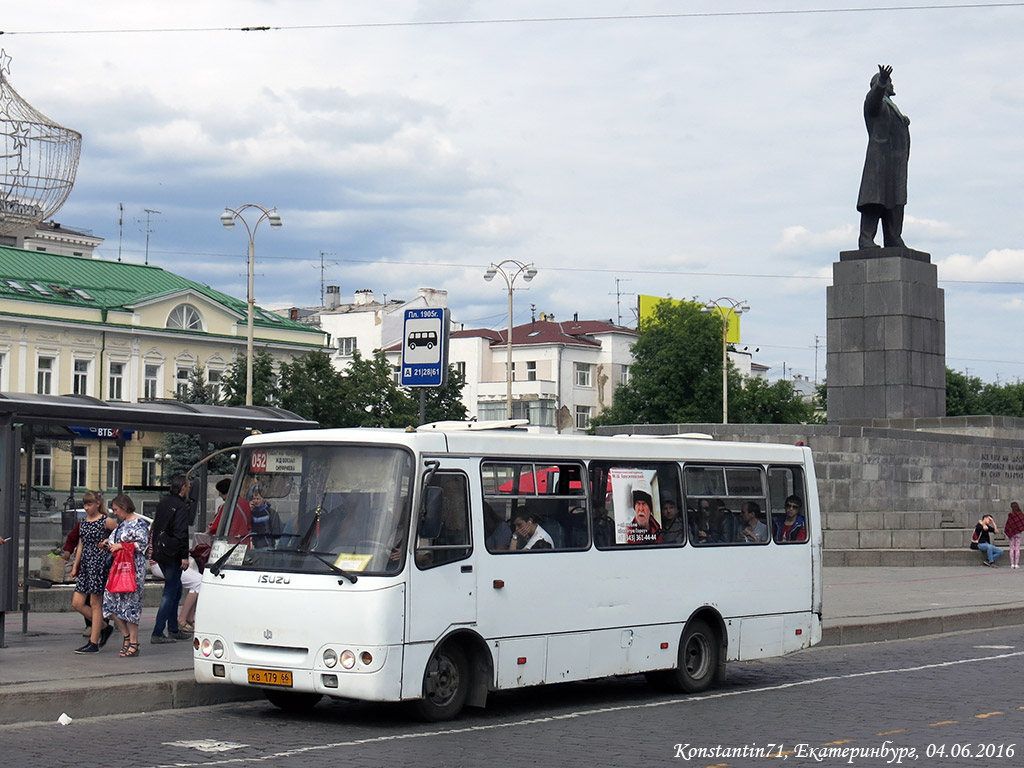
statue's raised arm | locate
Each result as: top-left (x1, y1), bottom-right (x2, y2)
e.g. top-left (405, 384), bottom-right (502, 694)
top-left (857, 64), bottom-right (910, 249)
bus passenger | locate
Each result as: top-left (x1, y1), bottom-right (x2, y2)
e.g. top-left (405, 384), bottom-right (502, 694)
top-left (739, 501), bottom-right (768, 543)
top-left (509, 514), bottom-right (553, 551)
top-left (774, 495), bottom-right (807, 542)
top-left (484, 502), bottom-right (512, 551)
top-left (249, 487), bottom-right (282, 547)
top-left (208, 478), bottom-right (252, 541)
top-left (660, 497), bottom-right (685, 543)
top-left (626, 481), bottom-right (662, 544)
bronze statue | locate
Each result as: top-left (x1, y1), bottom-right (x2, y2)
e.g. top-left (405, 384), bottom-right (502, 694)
top-left (857, 65), bottom-right (910, 248)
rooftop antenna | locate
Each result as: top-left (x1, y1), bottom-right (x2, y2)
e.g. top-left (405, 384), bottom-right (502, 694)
top-left (117, 203), bottom-right (123, 262)
top-left (318, 250), bottom-right (338, 305)
top-left (610, 278), bottom-right (634, 325)
top-left (142, 208), bottom-right (160, 265)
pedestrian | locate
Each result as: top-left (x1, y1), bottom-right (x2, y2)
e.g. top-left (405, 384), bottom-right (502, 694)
top-left (972, 514), bottom-right (1003, 567)
top-left (101, 494), bottom-right (150, 658)
top-left (150, 475), bottom-right (191, 643)
top-left (71, 491), bottom-right (118, 654)
top-left (1004, 501), bottom-right (1024, 570)
top-left (208, 477), bottom-right (251, 541)
top-left (149, 554), bottom-right (201, 633)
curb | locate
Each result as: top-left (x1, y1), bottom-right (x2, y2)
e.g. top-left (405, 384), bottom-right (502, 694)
top-left (0, 675), bottom-right (262, 726)
top-left (5, 609), bottom-right (1024, 725)
top-left (820, 605), bottom-right (1024, 646)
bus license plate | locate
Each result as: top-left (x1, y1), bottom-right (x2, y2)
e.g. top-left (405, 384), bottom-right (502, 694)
top-left (247, 668), bottom-right (293, 687)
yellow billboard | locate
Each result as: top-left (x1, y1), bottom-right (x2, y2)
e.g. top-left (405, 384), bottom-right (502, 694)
top-left (637, 294), bottom-right (742, 344)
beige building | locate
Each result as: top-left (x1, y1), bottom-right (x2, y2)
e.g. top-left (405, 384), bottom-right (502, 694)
top-left (0, 240), bottom-right (328, 499)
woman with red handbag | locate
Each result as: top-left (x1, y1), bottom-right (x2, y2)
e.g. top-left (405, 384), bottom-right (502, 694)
top-left (101, 494), bottom-right (150, 658)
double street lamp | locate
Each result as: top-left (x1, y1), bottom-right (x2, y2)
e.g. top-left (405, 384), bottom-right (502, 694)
top-left (703, 297), bottom-right (750, 425)
top-left (220, 204), bottom-right (282, 406)
top-left (483, 260), bottom-right (538, 419)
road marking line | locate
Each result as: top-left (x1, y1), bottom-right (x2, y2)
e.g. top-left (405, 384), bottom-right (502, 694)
top-left (824, 739), bottom-right (852, 745)
top-left (877, 729), bottom-right (906, 735)
top-left (929, 720), bottom-right (958, 726)
top-left (164, 739), bottom-right (249, 753)
top-left (140, 649), bottom-right (1024, 768)
top-left (975, 711), bottom-right (1003, 718)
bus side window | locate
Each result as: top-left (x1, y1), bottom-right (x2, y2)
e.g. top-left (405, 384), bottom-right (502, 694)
top-left (416, 473), bottom-right (472, 568)
top-left (768, 465), bottom-right (808, 544)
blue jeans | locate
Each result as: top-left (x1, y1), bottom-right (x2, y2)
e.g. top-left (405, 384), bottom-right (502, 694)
top-left (979, 542), bottom-right (1004, 564)
top-left (152, 559), bottom-right (183, 636)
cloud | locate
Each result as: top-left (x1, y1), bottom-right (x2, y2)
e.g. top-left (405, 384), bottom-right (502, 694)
top-left (773, 225), bottom-right (854, 256)
top-left (936, 248), bottom-right (1024, 283)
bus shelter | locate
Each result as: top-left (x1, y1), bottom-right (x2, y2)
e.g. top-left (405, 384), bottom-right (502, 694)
top-left (0, 393), bottom-right (318, 642)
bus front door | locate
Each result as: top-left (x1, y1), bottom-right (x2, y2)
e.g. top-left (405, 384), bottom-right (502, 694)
top-left (407, 468), bottom-right (477, 645)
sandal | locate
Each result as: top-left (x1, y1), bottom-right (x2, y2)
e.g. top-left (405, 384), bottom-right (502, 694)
top-left (121, 642), bottom-right (141, 658)
top-left (181, 622), bottom-right (195, 633)
top-left (119, 635), bottom-right (131, 655)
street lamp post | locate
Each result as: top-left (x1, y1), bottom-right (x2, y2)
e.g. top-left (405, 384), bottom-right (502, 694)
top-left (703, 297), bottom-right (750, 425)
top-left (220, 205), bottom-right (282, 406)
top-left (483, 260), bottom-right (538, 419)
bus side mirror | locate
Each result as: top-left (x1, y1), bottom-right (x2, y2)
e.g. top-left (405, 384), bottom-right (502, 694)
top-left (418, 486), bottom-right (443, 539)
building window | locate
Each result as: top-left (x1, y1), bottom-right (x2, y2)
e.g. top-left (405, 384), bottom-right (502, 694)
top-left (106, 446), bottom-right (120, 491)
top-left (72, 445), bottom-right (89, 488)
top-left (392, 365), bottom-right (402, 384)
top-left (526, 361), bottom-right (537, 381)
top-left (167, 303), bottom-right (205, 331)
top-left (0, 352), bottom-right (5, 388)
top-left (33, 444), bottom-right (52, 487)
top-left (176, 367), bottom-right (190, 398)
top-left (478, 399), bottom-right (555, 426)
top-left (337, 337), bottom-right (357, 356)
top-left (108, 362), bottom-right (125, 401)
top-left (575, 405), bottom-right (592, 430)
top-left (208, 369), bottom-right (223, 400)
top-left (506, 361), bottom-right (516, 381)
top-left (620, 365), bottom-right (630, 386)
top-left (455, 361), bottom-right (466, 379)
top-left (142, 448), bottom-right (157, 487)
top-left (73, 359), bottom-right (90, 395)
top-left (144, 363), bottom-right (161, 399)
top-left (37, 356), bottom-right (54, 394)
top-left (574, 362), bottom-right (593, 388)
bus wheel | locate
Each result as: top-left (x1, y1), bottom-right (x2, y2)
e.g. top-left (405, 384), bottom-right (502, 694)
top-left (415, 643), bottom-right (469, 721)
top-left (265, 690), bottom-right (322, 712)
top-left (648, 618), bottom-right (719, 694)
top-left (677, 618), bottom-right (718, 693)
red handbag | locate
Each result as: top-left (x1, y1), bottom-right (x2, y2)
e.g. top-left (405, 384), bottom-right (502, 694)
top-left (106, 542), bottom-right (138, 593)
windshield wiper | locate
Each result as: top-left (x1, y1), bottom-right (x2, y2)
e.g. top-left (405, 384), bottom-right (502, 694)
top-left (305, 551), bottom-right (358, 584)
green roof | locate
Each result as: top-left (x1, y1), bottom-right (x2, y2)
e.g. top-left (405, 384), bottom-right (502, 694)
top-left (0, 245), bottom-right (317, 335)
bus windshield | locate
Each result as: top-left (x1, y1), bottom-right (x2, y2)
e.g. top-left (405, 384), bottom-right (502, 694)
top-left (221, 443), bottom-right (414, 576)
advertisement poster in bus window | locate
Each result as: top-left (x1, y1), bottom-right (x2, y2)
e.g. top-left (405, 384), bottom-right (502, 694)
top-left (608, 467), bottom-right (662, 544)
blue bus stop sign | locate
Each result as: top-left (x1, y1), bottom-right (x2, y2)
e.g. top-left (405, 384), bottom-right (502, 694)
top-left (401, 307), bottom-right (449, 387)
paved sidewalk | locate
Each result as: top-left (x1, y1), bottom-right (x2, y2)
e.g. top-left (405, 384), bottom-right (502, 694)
top-left (2, 565), bottom-right (1024, 726)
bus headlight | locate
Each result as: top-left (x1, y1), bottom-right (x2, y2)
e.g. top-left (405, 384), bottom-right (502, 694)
top-left (340, 650), bottom-right (356, 670)
top-left (323, 649), bottom-right (338, 668)
top-left (201, 638), bottom-right (213, 657)
top-left (213, 639), bottom-right (225, 659)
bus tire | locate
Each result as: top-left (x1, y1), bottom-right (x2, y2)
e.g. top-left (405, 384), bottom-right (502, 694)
top-left (264, 689), bottom-right (322, 712)
top-left (415, 643), bottom-right (469, 722)
top-left (648, 618), bottom-right (719, 694)
top-left (676, 618), bottom-right (718, 693)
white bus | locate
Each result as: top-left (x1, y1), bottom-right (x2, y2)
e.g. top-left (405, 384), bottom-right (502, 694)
top-left (194, 422), bottom-right (821, 720)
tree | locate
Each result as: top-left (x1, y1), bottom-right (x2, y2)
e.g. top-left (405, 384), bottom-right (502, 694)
top-left (730, 377), bottom-right (815, 424)
top-left (339, 349), bottom-right (418, 428)
top-left (945, 368), bottom-right (983, 416)
top-left (220, 348), bottom-right (279, 407)
top-left (278, 350), bottom-right (348, 427)
top-left (418, 364), bottom-right (469, 424)
top-left (590, 299), bottom-right (725, 428)
top-left (161, 365), bottom-right (236, 480)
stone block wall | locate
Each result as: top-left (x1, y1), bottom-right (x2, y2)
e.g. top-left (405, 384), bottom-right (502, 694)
top-left (599, 417), bottom-right (1024, 564)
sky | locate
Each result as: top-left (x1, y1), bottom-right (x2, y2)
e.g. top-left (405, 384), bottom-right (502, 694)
top-left (2, 1), bottom-right (1023, 386)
